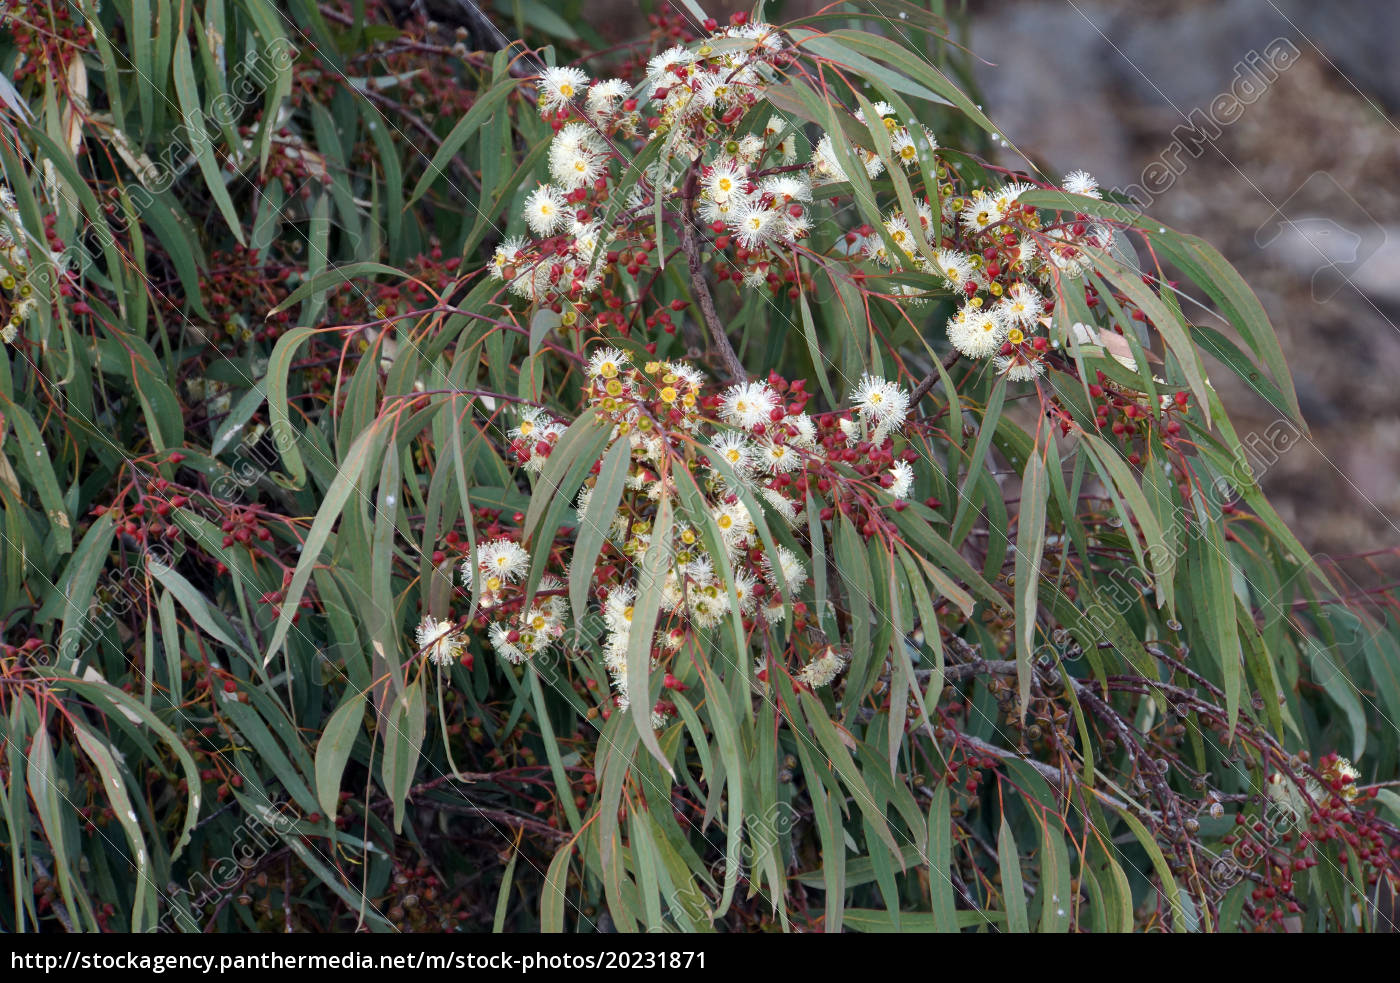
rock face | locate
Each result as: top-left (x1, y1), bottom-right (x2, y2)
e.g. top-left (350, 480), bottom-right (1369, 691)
top-left (972, 0), bottom-right (1400, 563)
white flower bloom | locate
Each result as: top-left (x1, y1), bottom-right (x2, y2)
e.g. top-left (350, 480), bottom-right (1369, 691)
top-left (762, 545), bottom-right (806, 591)
top-left (735, 133), bottom-right (765, 164)
top-left (720, 381), bottom-right (779, 429)
top-left (553, 146), bottom-right (604, 189)
top-left (698, 192), bottom-right (748, 225)
top-left (586, 78), bottom-right (629, 116)
top-left (507, 406), bottom-right (555, 444)
top-left (862, 234), bottom-right (891, 267)
top-left (731, 569), bottom-right (759, 614)
top-left (933, 248), bottom-right (975, 290)
top-left (470, 538), bottom-right (530, 586)
top-left (993, 354), bottom-right (1047, 382)
top-left (785, 412), bottom-right (817, 449)
top-left (797, 646), bottom-right (848, 687)
top-left (489, 236), bottom-right (529, 281)
top-left (1063, 169), bottom-right (1102, 198)
top-left (570, 218), bottom-right (605, 263)
top-left (760, 487), bottom-right (800, 527)
top-left (998, 282), bottom-right (1043, 328)
top-left (730, 200), bottom-right (780, 251)
top-left (603, 585), bottom-right (637, 635)
top-left (668, 360), bottom-right (706, 388)
top-left (523, 184), bottom-right (568, 235)
top-left (991, 181), bottom-right (1034, 216)
top-left (416, 616), bottom-right (461, 666)
top-left (710, 431), bottom-right (755, 475)
top-left (759, 439), bottom-right (802, 474)
top-left (1017, 237), bottom-right (1038, 267)
top-left (489, 622), bottom-right (528, 664)
top-left (810, 133), bottom-right (849, 183)
top-left (887, 460), bottom-right (914, 500)
top-left (711, 500), bottom-right (755, 549)
top-left (889, 127), bottom-right (920, 169)
top-left (1045, 227), bottom-right (1092, 276)
top-left (960, 189), bottom-right (1002, 234)
top-left (551, 121), bottom-right (602, 158)
top-left (705, 161), bottom-right (747, 203)
top-left (646, 45), bottom-right (693, 79)
top-left (850, 375), bottom-right (910, 431)
top-left (947, 303), bottom-right (1006, 359)
top-left (883, 213), bottom-right (917, 259)
top-left (695, 73), bottom-right (737, 110)
top-left (759, 174), bottom-right (811, 204)
top-left (539, 66), bottom-right (590, 111)
top-left (686, 584), bottom-right (731, 629)
top-left (586, 346), bottom-right (628, 379)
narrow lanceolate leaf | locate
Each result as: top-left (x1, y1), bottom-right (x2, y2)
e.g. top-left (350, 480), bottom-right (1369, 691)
top-left (998, 818), bottom-right (1029, 933)
top-left (172, 35), bottom-right (244, 244)
top-left (570, 438), bottom-right (630, 632)
top-left (408, 75), bottom-right (518, 203)
top-left (264, 326), bottom-right (316, 489)
top-left (1, 397), bottom-right (72, 552)
top-left (625, 494), bottom-right (674, 777)
top-left (266, 422), bottom-right (380, 662)
top-left (58, 510), bottom-right (116, 648)
top-left (380, 681), bottom-right (427, 834)
top-left (1014, 439), bottom-right (1049, 720)
top-left (951, 375), bottom-right (1006, 545)
top-left (269, 263), bottom-right (406, 316)
top-left (927, 782), bottom-right (960, 933)
top-left (1193, 511), bottom-right (1243, 738)
top-left (315, 691), bottom-right (366, 817)
top-left (1038, 817), bottom-right (1073, 933)
top-left (540, 839), bottom-right (573, 933)
top-left (70, 720), bottom-right (155, 931)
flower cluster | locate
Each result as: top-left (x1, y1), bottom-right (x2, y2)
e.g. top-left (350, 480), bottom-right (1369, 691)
top-left (0, 185), bottom-right (64, 345)
top-left (800, 106), bottom-right (1123, 381)
top-left (810, 100), bottom-right (936, 185)
top-left (489, 20), bottom-right (804, 312)
top-left (415, 347), bottom-right (927, 725)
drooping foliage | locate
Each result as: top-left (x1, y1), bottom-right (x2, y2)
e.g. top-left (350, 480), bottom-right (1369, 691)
top-left (0, 0), bottom-right (1397, 933)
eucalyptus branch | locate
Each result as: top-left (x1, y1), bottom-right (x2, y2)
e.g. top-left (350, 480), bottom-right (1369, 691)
top-left (679, 164), bottom-right (745, 381)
